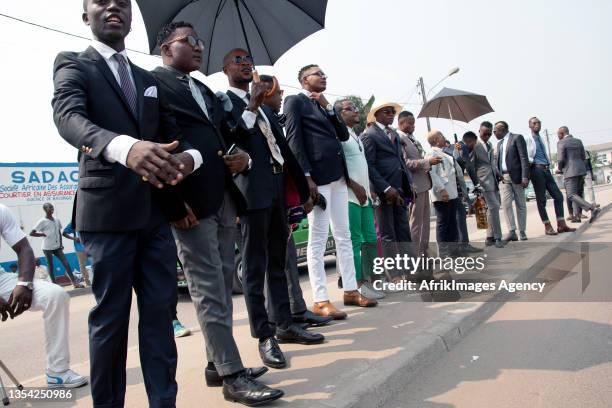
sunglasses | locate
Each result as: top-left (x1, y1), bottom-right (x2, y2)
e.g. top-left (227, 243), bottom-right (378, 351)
top-left (343, 106), bottom-right (359, 113)
top-left (379, 108), bottom-right (396, 115)
top-left (303, 71), bottom-right (327, 80)
top-left (164, 35), bottom-right (205, 49)
top-left (231, 55), bottom-right (254, 65)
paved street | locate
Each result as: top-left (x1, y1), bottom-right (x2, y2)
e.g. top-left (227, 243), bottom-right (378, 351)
top-left (1, 185), bottom-right (611, 407)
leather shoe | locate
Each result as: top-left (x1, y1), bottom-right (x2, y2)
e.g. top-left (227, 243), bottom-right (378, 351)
top-left (590, 207), bottom-right (602, 223)
top-left (313, 301), bottom-right (347, 320)
top-left (519, 231), bottom-right (528, 241)
top-left (556, 220), bottom-right (576, 233)
top-left (276, 323), bottom-right (325, 345)
top-left (205, 366), bottom-right (268, 387)
top-left (570, 216), bottom-right (582, 223)
top-left (494, 239), bottom-right (505, 248)
top-left (503, 231), bottom-right (518, 242)
top-left (258, 337), bottom-right (286, 369)
top-left (461, 243), bottom-right (482, 253)
top-left (485, 237), bottom-right (495, 246)
top-left (223, 372), bottom-right (284, 406)
top-left (343, 290), bottom-right (377, 307)
top-left (544, 223), bottom-right (558, 236)
top-left (292, 310), bottom-right (333, 327)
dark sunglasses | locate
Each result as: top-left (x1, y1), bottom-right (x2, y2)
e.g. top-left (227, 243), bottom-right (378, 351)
top-left (343, 106), bottom-right (359, 113)
top-left (379, 108), bottom-right (396, 115)
top-left (164, 35), bottom-right (205, 49)
top-left (303, 71), bottom-right (327, 80)
top-left (231, 55), bottom-right (254, 65)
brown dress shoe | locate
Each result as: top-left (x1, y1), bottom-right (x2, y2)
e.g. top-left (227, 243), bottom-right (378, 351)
top-left (557, 220), bottom-right (576, 233)
top-left (544, 223), bottom-right (558, 236)
top-left (313, 301), bottom-right (347, 320)
top-left (343, 290), bottom-right (377, 307)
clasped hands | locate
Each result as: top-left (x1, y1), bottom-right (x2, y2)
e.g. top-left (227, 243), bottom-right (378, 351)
top-left (126, 140), bottom-right (193, 189)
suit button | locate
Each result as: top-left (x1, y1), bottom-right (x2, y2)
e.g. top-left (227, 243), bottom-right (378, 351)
top-left (217, 150), bottom-right (223, 156)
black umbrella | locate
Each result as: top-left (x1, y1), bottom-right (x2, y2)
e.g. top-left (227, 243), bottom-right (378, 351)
top-left (418, 87), bottom-right (494, 123)
top-left (135, 0), bottom-right (328, 75)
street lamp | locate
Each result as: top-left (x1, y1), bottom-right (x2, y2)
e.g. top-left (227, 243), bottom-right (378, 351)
top-left (418, 67), bottom-right (460, 131)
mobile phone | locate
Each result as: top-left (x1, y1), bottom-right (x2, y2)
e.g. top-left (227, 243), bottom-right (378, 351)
top-left (226, 143), bottom-right (237, 155)
top-left (454, 134), bottom-right (458, 144)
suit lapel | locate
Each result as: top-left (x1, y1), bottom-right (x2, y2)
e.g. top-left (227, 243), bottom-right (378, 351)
top-left (86, 47), bottom-right (138, 124)
top-left (155, 68), bottom-right (212, 125)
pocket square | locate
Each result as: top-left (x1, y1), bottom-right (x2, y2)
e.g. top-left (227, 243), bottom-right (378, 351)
top-left (144, 86), bottom-right (158, 98)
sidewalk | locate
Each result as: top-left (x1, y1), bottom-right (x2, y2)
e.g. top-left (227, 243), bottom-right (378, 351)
top-left (25, 186), bottom-right (611, 408)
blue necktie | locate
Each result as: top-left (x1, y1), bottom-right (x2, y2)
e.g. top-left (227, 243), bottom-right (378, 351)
top-left (113, 53), bottom-right (137, 117)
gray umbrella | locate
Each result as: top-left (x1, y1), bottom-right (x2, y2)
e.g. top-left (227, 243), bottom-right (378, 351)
top-left (136, 0), bottom-right (328, 75)
top-left (418, 87), bottom-right (494, 123)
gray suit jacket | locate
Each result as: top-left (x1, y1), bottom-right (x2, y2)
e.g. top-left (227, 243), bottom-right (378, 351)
top-left (399, 133), bottom-right (432, 194)
top-left (463, 142), bottom-right (499, 192)
top-left (557, 135), bottom-right (587, 179)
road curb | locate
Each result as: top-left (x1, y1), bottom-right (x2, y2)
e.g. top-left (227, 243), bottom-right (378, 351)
top-left (336, 203), bottom-right (611, 408)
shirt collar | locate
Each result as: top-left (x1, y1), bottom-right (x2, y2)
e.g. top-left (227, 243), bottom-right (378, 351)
top-left (347, 126), bottom-right (357, 137)
top-left (300, 89), bottom-right (311, 97)
top-left (228, 86), bottom-right (248, 100)
top-left (91, 40), bottom-right (128, 61)
top-left (375, 121), bottom-right (387, 131)
top-left (163, 64), bottom-right (190, 79)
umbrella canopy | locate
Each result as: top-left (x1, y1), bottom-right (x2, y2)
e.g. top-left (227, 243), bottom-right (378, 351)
top-left (136, 0), bottom-right (328, 75)
top-left (418, 87), bottom-right (494, 123)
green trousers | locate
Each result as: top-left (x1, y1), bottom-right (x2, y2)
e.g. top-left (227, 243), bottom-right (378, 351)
top-left (348, 201), bottom-right (378, 281)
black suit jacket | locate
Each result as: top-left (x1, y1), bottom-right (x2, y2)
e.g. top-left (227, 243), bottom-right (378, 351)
top-left (493, 133), bottom-right (530, 185)
top-left (283, 93), bottom-right (350, 186)
top-left (361, 124), bottom-right (413, 196)
top-left (51, 47), bottom-right (184, 232)
top-left (151, 67), bottom-right (246, 221)
top-left (226, 91), bottom-right (309, 211)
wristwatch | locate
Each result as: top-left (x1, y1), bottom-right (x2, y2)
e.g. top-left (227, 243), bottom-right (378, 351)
top-left (16, 281), bottom-right (33, 290)
top-left (325, 103), bottom-right (333, 113)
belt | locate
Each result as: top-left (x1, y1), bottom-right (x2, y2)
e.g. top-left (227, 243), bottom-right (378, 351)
top-left (532, 163), bottom-right (550, 170)
top-left (502, 171), bottom-right (510, 174)
top-left (271, 163), bottom-right (284, 174)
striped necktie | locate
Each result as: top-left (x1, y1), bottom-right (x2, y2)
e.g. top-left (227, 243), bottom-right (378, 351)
top-left (112, 53), bottom-right (137, 116)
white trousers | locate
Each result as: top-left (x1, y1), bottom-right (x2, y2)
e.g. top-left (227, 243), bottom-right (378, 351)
top-left (0, 273), bottom-right (70, 372)
top-left (307, 178), bottom-right (357, 302)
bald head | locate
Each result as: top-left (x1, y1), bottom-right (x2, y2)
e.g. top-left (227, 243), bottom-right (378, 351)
top-left (427, 130), bottom-right (444, 147)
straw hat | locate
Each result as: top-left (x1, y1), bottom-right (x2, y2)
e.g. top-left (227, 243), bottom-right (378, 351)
top-left (366, 101), bottom-right (403, 124)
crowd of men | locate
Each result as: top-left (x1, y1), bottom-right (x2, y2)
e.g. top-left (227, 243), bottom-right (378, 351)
top-left (0, 0), bottom-right (603, 407)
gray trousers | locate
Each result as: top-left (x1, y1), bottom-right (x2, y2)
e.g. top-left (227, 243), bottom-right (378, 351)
top-left (408, 191), bottom-right (431, 253)
top-left (483, 190), bottom-right (502, 240)
top-left (172, 193), bottom-right (244, 376)
top-left (267, 234), bottom-right (307, 321)
top-left (500, 174), bottom-right (527, 233)
top-left (564, 176), bottom-right (594, 217)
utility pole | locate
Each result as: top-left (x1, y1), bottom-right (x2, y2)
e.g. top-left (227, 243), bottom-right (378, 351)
top-left (418, 77), bottom-right (431, 132)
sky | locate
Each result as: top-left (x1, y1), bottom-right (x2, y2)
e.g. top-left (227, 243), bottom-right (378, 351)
top-left (0, 0), bottom-right (611, 163)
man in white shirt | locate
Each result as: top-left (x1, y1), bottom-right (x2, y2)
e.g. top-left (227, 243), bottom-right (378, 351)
top-left (0, 204), bottom-right (87, 389)
top-left (30, 203), bottom-right (82, 288)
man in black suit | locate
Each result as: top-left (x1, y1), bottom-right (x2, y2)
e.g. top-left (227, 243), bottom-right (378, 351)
top-left (361, 102), bottom-right (413, 280)
top-left (492, 121), bottom-right (530, 241)
top-left (284, 65), bottom-right (375, 320)
top-left (152, 23), bottom-right (283, 406)
top-left (223, 49), bottom-right (324, 370)
top-left (51, 1), bottom-right (196, 406)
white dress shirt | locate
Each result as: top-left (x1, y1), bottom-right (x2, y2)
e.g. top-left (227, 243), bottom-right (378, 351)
top-left (499, 132), bottom-right (511, 172)
top-left (428, 147), bottom-right (459, 202)
top-left (227, 86), bottom-right (262, 129)
top-left (342, 127), bottom-right (372, 206)
top-left (90, 41), bottom-right (202, 171)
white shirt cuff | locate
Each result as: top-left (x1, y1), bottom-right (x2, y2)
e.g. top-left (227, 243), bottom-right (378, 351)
top-left (186, 149), bottom-right (203, 172)
top-left (384, 186), bottom-right (391, 193)
top-left (304, 172), bottom-right (310, 177)
top-left (103, 135), bottom-right (139, 166)
top-left (242, 110), bottom-right (257, 129)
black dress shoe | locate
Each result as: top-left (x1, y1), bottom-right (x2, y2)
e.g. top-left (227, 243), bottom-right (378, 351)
top-left (503, 231), bottom-right (518, 242)
top-left (590, 207), bottom-right (602, 223)
top-left (337, 276), bottom-right (343, 289)
top-left (223, 372), bottom-right (284, 406)
top-left (485, 237), bottom-right (495, 246)
top-left (462, 243), bottom-right (483, 253)
top-left (276, 323), bottom-right (325, 345)
top-left (205, 366), bottom-right (269, 387)
top-left (258, 337), bottom-right (286, 369)
top-left (519, 231), bottom-right (528, 241)
top-left (494, 239), bottom-right (505, 248)
top-left (292, 310), bottom-right (333, 327)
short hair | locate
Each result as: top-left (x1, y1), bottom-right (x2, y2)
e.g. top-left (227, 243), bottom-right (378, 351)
top-left (427, 130), bottom-right (442, 146)
top-left (259, 74), bottom-right (274, 84)
top-left (398, 111), bottom-right (414, 121)
top-left (156, 21), bottom-right (193, 48)
top-left (559, 126), bottom-right (570, 133)
top-left (333, 98), bottom-right (350, 113)
top-left (529, 116), bottom-right (539, 124)
top-left (480, 121), bottom-right (492, 129)
top-left (222, 48), bottom-right (249, 67)
top-left (463, 131), bottom-right (477, 141)
top-left (298, 64), bottom-right (319, 84)
top-left (42, 202), bottom-right (53, 211)
top-left (495, 121), bottom-right (509, 131)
